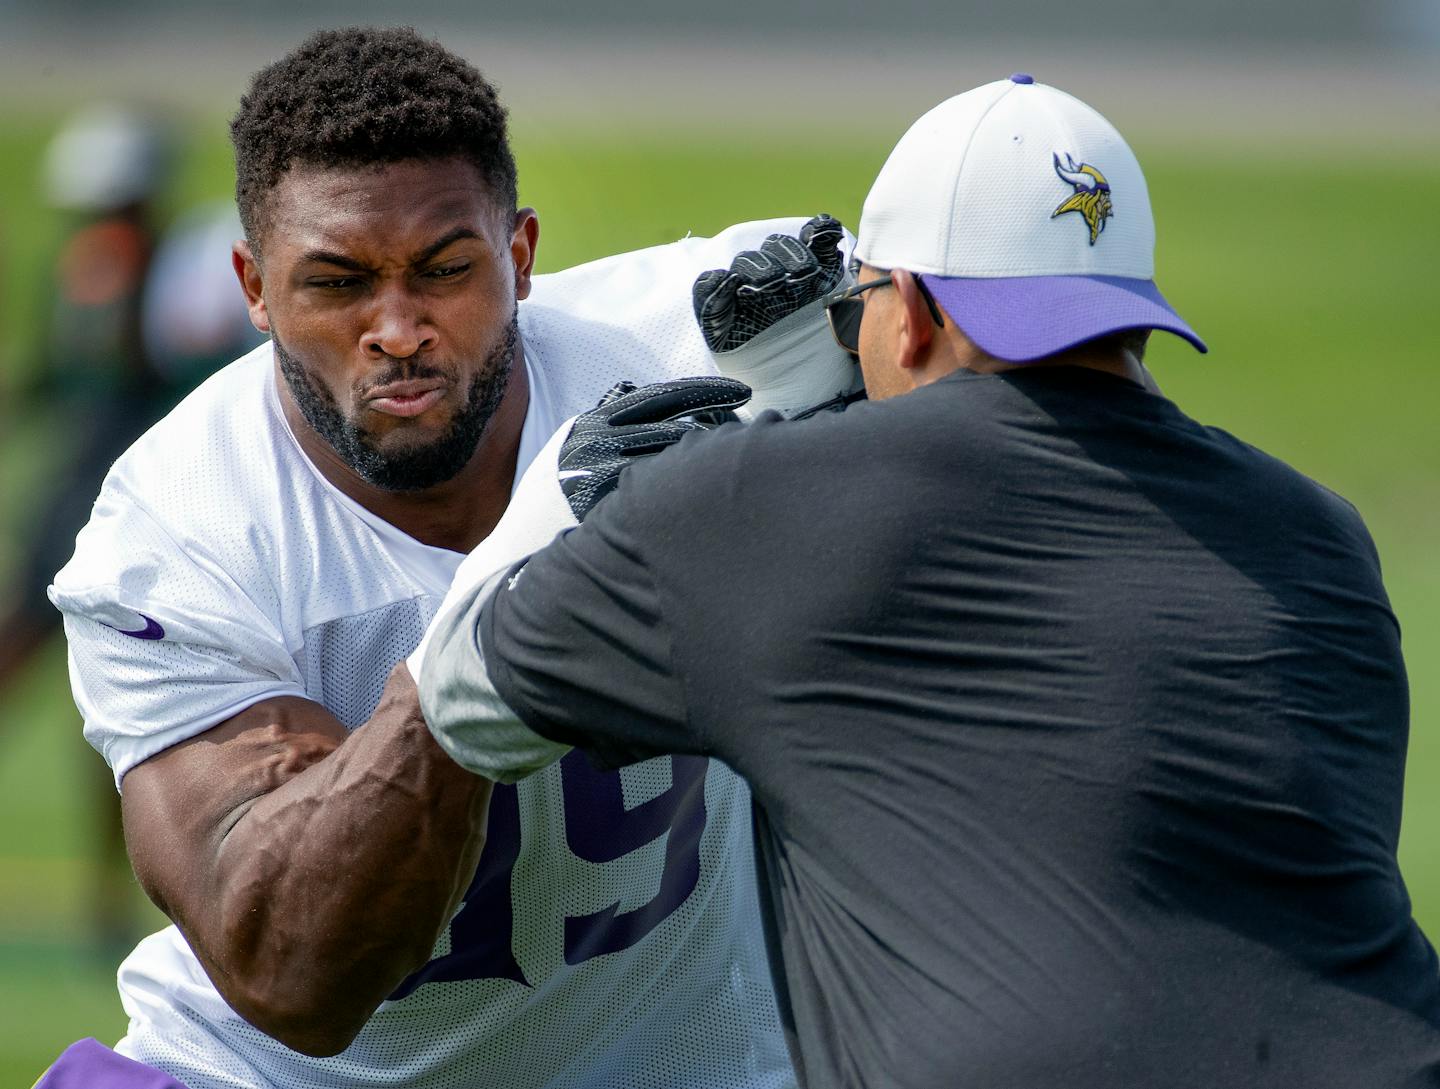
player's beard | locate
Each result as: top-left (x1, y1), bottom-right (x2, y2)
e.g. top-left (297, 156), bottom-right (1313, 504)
top-left (274, 309), bottom-right (518, 492)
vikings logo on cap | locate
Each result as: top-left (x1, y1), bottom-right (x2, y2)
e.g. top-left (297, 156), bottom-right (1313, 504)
top-left (1051, 152), bottom-right (1112, 245)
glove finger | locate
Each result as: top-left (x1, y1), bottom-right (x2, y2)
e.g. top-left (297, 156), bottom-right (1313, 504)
top-left (593, 379), bottom-right (639, 408)
top-left (728, 237), bottom-right (816, 327)
top-left (602, 376), bottom-right (752, 426)
top-left (560, 468), bottom-right (621, 520)
top-left (800, 214), bottom-right (846, 290)
top-left (688, 407), bottom-right (741, 428)
top-left (693, 268), bottom-right (738, 351)
top-left (732, 245), bottom-right (812, 343)
top-left (799, 214), bottom-right (845, 268)
top-left (759, 234), bottom-right (820, 281)
top-left (729, 248), bottom-right (788, 292)
top-left (561, 421), bottom-right (695, 467)
top-left (614, 421), bottom-right (703, 458)
top-left (759, 233), bottom-right (832, 314)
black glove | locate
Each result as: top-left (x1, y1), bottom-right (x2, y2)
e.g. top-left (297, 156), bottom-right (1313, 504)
top-left (693, 214), bottom-right (847, 353)
top-left (559, 377), bottom-right (752, 520)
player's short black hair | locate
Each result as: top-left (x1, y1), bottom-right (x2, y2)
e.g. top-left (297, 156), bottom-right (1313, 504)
top-left (231, 26), bottom-right (517, 251)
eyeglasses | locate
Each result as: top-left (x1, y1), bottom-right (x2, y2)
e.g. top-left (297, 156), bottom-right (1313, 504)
top-left (823, 268), bottom-right (945, 358)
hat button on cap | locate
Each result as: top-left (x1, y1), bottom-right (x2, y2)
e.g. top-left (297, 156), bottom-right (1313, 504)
top-left (1009, 72), bottom-right (1035, 84)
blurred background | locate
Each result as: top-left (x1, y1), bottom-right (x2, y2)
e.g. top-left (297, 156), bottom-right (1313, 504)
top-left (1, 1), bottom-right (1437, 1081)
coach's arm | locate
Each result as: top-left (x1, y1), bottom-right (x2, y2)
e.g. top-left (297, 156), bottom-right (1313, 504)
top-left (119, 665), bottom-right (490, 1056)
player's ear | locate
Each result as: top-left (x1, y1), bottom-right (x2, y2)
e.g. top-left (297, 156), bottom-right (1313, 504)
top-left (233, 240), bottom-right (271, 335)
top-left (511, 208), bottom-right (539, 302)
top-left (892, 269), bottom-right (935, 372)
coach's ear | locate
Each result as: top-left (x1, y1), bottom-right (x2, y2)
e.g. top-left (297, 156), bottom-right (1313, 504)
top-left (233, 241), bottom-right (271, 335)
top-left (892, 269), bottom-right (936, 374)
top-left (511, 208), bottom-right (539, 302)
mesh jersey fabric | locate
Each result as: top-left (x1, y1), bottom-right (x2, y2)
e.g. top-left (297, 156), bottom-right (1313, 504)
top-left (47, 219), bottom-right (809, 1089)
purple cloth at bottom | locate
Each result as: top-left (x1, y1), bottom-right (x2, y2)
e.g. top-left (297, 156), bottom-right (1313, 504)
top-left (34, 1038), bottom-right (189, 1089)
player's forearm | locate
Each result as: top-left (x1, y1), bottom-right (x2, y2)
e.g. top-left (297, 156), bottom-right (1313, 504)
top-left (196, 668), bottom-right (490, 1055)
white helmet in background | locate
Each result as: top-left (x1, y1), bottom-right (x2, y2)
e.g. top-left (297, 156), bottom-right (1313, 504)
top-left (44, 102), bottom-right (170, 212)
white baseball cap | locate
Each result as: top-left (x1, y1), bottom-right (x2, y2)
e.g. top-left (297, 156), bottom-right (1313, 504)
top-left (855, 74), bottom-right (1205, 362)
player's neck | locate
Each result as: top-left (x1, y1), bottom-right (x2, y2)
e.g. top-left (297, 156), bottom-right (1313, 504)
top-left (285, 351), bottom-right (532, 554)
top-left (953, 349), bottom-right (1156, 393)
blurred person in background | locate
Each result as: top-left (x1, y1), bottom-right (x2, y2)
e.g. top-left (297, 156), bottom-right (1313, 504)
top-left (0, 103), bottom-right (171, 959)
top-left (143, 200), bottom-right (266, 393)
top-left (3, 103), bottom-right (169, 696)
top-left (1, 106), bottom-right (261, 960)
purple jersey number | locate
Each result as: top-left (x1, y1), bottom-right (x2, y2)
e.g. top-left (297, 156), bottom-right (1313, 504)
top-left (562, 750), bottom-right (708, 964)
top-left (389, 753), bottom-right (708, 997)
top-left (388, 781), bottom-right (526, 997)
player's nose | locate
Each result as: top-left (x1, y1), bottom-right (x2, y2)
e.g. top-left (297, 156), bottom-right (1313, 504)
top-left (360, 286), bottom-right (438, 359)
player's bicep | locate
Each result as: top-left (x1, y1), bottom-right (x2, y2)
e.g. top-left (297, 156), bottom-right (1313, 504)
top-left (121, 696), bottom-right (347, 918)
top-left (63, 614), bottom-right (307, 785)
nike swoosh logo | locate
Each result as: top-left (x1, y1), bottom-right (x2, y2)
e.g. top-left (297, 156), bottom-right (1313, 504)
top-left (100, 615), bottom-right (166, 640)
top-left (556, 469), bottom-right (592, 481)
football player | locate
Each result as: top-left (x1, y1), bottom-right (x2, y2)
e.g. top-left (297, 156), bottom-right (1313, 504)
top-left (45, 27), bottom-right (854, 1089)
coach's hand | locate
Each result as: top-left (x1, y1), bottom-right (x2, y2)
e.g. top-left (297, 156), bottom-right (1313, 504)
top-left (693, 215), bottom-right (863, 420)
top-left (560, 376), bottom-right (751, 521)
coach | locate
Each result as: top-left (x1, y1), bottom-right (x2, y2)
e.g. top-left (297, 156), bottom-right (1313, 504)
top-left (414, 76), bottom-right (1440, 1087)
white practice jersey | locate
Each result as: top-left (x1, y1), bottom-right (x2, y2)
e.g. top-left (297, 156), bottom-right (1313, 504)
top-left (50, 220), bottom-right (810, 1089)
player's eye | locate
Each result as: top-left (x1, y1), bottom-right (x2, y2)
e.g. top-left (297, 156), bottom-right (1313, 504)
top-left (425, 262), bottom-right (470, 280)
top-left (309, 276), bottom-right (363, 291)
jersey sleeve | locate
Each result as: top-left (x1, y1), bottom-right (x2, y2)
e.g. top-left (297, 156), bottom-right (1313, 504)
top-left (519, 217), bottom-right (856, 417)
top-left (49, 486), bottom-right (306, 787)
top-left (419, 468), bottom-right (702, 782)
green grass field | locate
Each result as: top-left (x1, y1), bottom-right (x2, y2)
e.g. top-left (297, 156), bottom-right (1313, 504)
top-left (1, 115), bottom-right (1437, 1084)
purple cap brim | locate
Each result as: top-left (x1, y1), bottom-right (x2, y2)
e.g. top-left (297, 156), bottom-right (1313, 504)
top-left (919, 274), bottom-right (1207, 363)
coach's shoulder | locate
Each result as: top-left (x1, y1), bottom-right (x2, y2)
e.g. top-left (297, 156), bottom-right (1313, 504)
top-left (620, 407), bottom-right (847, 518)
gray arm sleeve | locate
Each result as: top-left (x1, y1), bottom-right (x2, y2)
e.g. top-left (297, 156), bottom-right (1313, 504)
top-left (417, 564), bottom-right (572, 784)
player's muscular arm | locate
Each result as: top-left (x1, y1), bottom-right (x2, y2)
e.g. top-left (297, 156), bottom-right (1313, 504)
top-left (121, 663), bottom-right (491, 1057)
